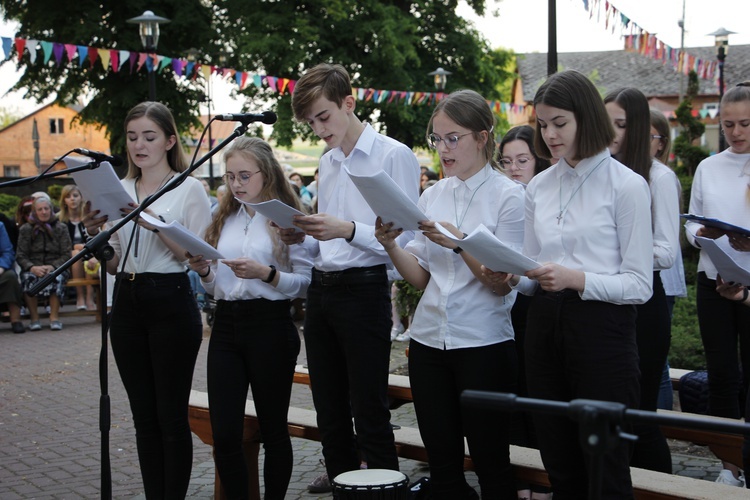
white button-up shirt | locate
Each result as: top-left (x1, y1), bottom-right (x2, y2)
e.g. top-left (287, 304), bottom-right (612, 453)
top-left (406, 164), bottom-right (525, 350)
top-left (517, 150), bottom-right (653, 304)
top-left (311, 123), bottom-right (421, 271)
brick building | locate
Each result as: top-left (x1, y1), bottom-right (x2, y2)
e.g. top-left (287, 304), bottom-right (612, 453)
top-left (0, 103), bottom-right (111, 178)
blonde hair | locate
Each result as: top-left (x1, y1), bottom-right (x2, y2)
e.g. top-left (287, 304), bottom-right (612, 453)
top-left (58, 185), bottom-right (84, 223)
top-left (205, 137), bottom-right (304, 266)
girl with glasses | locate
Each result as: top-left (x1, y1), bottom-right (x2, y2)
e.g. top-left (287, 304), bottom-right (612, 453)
top-left (377, 89), bottom-right (525, 499)
top-left (498, 125), bottom-right (551, 500)
top-left (187, 137), bottom-right (313, 499)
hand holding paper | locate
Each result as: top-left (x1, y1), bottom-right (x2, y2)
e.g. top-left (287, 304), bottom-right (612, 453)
top-left (434, 223), bottom-right (540, 275)
top-left (65, 157), bottom-right (135, 221)
top-left (238, 199), bottom-right (306, 233)
top-left (140, 213), bottom-right (224, 260)
top-left (346, 168), bottom-right (426, 230)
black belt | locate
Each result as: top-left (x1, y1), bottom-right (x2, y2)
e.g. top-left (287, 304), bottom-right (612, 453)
top-left (311, 265), bottom-right (387, 287)
top-left (535, 288), bottom-right (579, 298)
top-left (116, 272), bottom-right (187, 283)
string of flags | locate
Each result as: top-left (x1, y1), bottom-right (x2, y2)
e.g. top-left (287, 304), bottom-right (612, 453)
top-left (579, 0), bottom-right (718, 81)
top-left (0, 35), bottom-right (528, 118)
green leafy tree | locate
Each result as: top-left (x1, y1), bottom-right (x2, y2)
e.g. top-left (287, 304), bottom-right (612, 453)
top-left (0, 105), bottom-right (22, 129)
top-left (673, 71), bottom-right (709, 178)
top-left (211, 0), bottom-right (514, 148)
top-left (2, 0), bottom-right (513, 154)
top-left (0, 0), bottom-right (215, 158)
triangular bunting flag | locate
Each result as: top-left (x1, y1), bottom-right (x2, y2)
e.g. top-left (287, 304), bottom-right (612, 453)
top-left (158, 56), bottom-right (171, 72)
top-left (98, 49), bottom-right (110, 70)
top-left (87, 47), bottom-right (99, 68)
top-left (52, 42), bottom-right (64, 66)
top-left (76, 45), bottom-right (87, 66)
top-left (2, 37), bottom-right (11, 60)
top-left (27, 39), bottom-right (38, 64)
top-left (287, 80), bottom-right (296, 94)
top-left (110, 50), bottom-right (119, 72)
top-left (129, 52), bottom-right (138, 73)
top-left (118, 50), bottom-right (130, 70)
top-left (64, 44), bottom-right (77, 63)
top-left (137, 52), bottom-right (148, 72)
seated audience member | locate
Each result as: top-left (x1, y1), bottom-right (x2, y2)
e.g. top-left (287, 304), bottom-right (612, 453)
top-left (0, 223), bottom-right (24, 333)
top-left (16, 196), bottom-right (72, 331)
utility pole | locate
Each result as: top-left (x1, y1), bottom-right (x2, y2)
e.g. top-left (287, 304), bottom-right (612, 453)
top-left (678, 0), bottom-right (686, 102)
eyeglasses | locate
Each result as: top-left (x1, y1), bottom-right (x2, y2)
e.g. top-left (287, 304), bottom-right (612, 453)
top-left (500, 157), bottom-right (533, 169)
top-left (222, 171), bottom-right (261, 185)
top-left (650, 134), bottom-right (664, 140)
top-left (427, 132), bottom-right (472, 150)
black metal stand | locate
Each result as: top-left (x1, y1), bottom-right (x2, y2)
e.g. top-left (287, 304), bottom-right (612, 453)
top-left (26, 122), bottom-right (248, 498)
top-left (0, 159), bottom-right (103, 188)
top-left (461, 390), bottom-right (750, 500)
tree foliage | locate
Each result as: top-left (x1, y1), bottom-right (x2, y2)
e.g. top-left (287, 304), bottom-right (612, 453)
top-left (672, 71), bottom-right (709, 177)
top-left (0, 0), bottom-right (215, 157)
top-left (2, 0), bottom-right (513, 153)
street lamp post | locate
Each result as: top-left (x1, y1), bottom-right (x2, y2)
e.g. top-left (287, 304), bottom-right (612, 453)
top-left (127, 10), bottom-right (171, 101)
top-left (428, 67), bottom-right (452, 91)
top-left (707, 27), bottom-right (736, 152)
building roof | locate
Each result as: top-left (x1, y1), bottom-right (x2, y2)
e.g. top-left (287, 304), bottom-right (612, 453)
top-left (516, 44), bottom-right (750, 102)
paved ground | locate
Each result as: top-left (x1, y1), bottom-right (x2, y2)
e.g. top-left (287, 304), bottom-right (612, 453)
top-left (0, 311), bottom-right (735, 499)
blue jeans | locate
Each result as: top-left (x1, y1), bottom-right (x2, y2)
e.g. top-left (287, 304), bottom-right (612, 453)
top-left (303, 271), bottom-right (398, 480)
top-left (208, 299), bottom-right (300, 500)
top-left (110, 272), bottom-right (203, 499)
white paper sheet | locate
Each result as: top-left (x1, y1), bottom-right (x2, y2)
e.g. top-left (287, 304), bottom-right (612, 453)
top-left (345, 168), bottom-right (426, 231)
top-left (693, 233), bottom-right (750, 286)
top-left (65, 157), bottom-right (135, 221)
top-left (239, 199), bottom-right (306, 233)
top-left (140, 213), bottom-right (224, 260)
top-left (435, 223), bottom-right (541, 275)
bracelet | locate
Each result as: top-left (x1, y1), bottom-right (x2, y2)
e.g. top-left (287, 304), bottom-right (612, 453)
top-left (198, 267), bottom-right (211, 278)
top-left (262, 265), bottom-right (277, 283)
top-left (345, 221), bottom-right (356, 243)
top-left (737, 287), bottom-right (750, 303)
top-left (453, 246), bottom-right (463, 254)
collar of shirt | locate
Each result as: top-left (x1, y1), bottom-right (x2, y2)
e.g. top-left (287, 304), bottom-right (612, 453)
top-left (555, 149), bottom-right (610, 179)
top-left (329, 123), bottom-right (377, 163)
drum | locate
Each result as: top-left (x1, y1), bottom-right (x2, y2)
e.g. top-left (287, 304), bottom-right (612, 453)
top-left (332, 469), bottom-right (410, 499)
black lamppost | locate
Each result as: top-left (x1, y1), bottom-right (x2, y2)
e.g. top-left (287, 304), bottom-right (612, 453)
top-left (707, 27), bottom-right (736, 152)
top-left (127, 10), bottom-right (171, 101)
top-left (428, 67), bottom-right (452, 91)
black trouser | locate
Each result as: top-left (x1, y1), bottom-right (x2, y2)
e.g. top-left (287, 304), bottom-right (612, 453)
top-left (630, 271), bottom-right (672, 473)
top-left (696, 272), bottom-right (750, 484)
top-left (208, 299), bottom-right (300, 500)
top-left (303, 266), bottom-right (398, 480)
top-left (110, 272), bottom-right (202, 499)
top-left (525, 289), bottom-right (639, 500)
top-left (409, 339), bottom-right (517, 500)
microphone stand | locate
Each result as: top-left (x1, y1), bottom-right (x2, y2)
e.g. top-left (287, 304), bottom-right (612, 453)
top-left (461, 390), bottom-right (750, 500)
top-left (27, 122), bottom-right (249, 499)
top-left (0, 160), bottom-right (105, 188)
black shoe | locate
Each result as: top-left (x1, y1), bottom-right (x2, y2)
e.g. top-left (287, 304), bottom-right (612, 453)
top-left (11, 322), bottom-right (25, 334)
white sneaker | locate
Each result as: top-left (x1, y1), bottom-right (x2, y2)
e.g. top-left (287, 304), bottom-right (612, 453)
top-left (715, 469), bottom-right (744, 487)
top-left (395, 329), bottom-right (410, 342)
top-left (390, 323), bottom-right (404, 341)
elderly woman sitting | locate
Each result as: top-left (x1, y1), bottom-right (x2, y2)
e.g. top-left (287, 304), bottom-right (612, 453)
top-left (16, 196), bottom-right (72, 331)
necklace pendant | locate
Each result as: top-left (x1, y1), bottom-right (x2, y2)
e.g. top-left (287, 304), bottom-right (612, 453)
top-left (557, 212), bottom-right (563, 225)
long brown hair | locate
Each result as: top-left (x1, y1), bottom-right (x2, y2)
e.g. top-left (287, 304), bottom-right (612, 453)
top-left (123, 102), bottom-right (188, 179)
top-left (205, 137), bottom-right (303, 266)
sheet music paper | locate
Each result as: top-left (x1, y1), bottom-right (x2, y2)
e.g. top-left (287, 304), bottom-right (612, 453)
top-left (65, 156), bottom-right (135, 221)
top-left (345, 167), bottom-right (427, 231)
top-left (681, 214), bottom-right (750, 238)
top-left (239, 199), bottom-right (306, 233)
top-left (435, 223), bottom-right (540, 275)
top-left (692, 232), bottom-right (750, 286)
top-left (140, 213), bottom-right (224, 260)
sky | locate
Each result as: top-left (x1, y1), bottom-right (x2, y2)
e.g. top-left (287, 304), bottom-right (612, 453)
top-left (1, 0), bottom-right (749, 117)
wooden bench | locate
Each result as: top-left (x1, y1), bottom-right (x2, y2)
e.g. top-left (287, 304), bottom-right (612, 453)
top-left (59, 277), bottom-right (101, 322)
top-left (188, 382), bottom-right (747, 499)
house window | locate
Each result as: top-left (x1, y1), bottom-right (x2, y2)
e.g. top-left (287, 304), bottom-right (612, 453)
top-left (3, 165), bottom-right (20, 177)
top-left (49, 118), bottom-right (65, 134)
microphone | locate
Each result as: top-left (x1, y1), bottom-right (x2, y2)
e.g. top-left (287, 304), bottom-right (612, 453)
top-left (215, 111), bottom-right (278, 125)
top-left (74, 148), bottom-right (124, 167)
